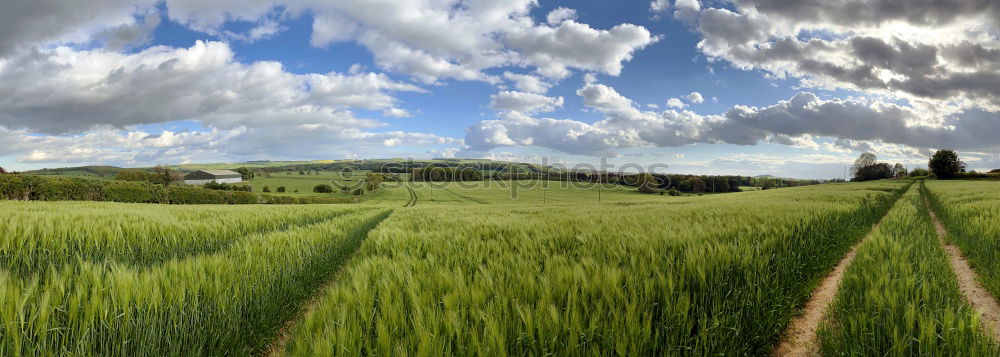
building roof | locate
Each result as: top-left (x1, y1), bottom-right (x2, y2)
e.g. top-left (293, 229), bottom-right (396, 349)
top-left (184, 169), bottom-right (242, 179)
top-left (200, 170), bottom-right (241, 176)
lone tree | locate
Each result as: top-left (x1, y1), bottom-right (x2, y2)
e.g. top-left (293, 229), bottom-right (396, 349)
top-left (0, 166), bottom-right (6, 174)
top-left (929, 149), bottom-right (964, 179)
top-left (851, 153), bottom-right (876, 179)
top-left (365, 173), bottom-right (385, 192)
top-left (851, 152), bottom-right (894, 181)
top-left (235, 167), bottom-right (255, 181)
top-left (152, 166), bottom-right (177, 186)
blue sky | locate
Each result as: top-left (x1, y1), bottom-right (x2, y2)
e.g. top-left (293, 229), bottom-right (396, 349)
top-left (0, 0), bottom-right (997, 178)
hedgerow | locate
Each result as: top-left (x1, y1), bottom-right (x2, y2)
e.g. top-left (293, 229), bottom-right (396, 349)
top-left (0, 175), bottom-right (353, 205)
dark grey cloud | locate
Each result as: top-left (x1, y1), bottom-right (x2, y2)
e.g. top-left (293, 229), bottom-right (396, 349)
top-left (850, 37), bottom-right (937, 77)
top-left (734, 0), bottom-right (1000, 28)
top-left (709, 92), bottom-right (1000, 151)
top-left (93, 14), bottom-right (162, 50)
top-left (0, 0), bottom-right (156, 57)
top-left (698, 8), bottom-right (771, 47)
top-left (941, 42), bottom-right (1000, 68)
top-left (697, 0), bottom-right (1000, 111)
top-left (716, 93), bottom-right (914, 144)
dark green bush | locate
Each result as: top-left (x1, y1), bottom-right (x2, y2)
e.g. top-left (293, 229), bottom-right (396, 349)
top-left (0, 174), bottom-right (40, 200)
top-left (203, 181), bottom-right (252, 192)
top-left (263, 195), bottom-right (296, 204)
top-left (313, 184), bottom-right (334, 193)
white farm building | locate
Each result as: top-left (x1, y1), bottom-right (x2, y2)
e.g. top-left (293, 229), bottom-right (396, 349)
top-left (184, 170), bottom-right (243, 185)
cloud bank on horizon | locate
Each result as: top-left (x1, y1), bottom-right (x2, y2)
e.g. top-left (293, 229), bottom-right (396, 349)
top-left (0, 0), bottom-right (997, 178)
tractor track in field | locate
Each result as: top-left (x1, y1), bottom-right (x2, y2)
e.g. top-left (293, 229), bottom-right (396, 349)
top-left (772, 199), bottom-right (895, 357)
top-left (924, 194), bottom-right (1000, 342)
top-left (262, 210), bottom-right (394, 357)
top-left (445, 188), bottom-right (488, 204)
top-left (404, 186), bottom-right (418, 207)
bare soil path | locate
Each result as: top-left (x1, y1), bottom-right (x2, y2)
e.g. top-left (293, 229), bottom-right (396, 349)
top-left (924, 195), bottom-right (1000, 342)
top-left (771, 215), bottom-right (889, 357)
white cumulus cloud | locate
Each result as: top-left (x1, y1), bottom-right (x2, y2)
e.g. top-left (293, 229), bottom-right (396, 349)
top-left (546, 7), bottom-right (578, 26)
top-left (684, 91), bottom-right (704, 104)
top-left (502, 72), bottom-right (552, 94)
top-left (382, 108), bottom-right (412, 118)
top-left (490, 91), bottom-right (565, 114)
top-left (0, 41), bottom-right (423, 134)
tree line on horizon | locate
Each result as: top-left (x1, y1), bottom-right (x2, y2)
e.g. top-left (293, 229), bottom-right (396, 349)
top-left (850, 149), bottom-right (999, 182)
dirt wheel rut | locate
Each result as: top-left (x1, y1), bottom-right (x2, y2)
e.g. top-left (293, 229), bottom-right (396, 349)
top-left (924, 194), bottom-right (1000, 343)
top-left (772, 196), bottom-right (897, 357)
top-left (262, 210), bottom-right (394, 356)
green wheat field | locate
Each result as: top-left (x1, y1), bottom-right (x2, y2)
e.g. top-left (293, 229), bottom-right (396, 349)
top-left (3, 180), bottom-right (1000, 356)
